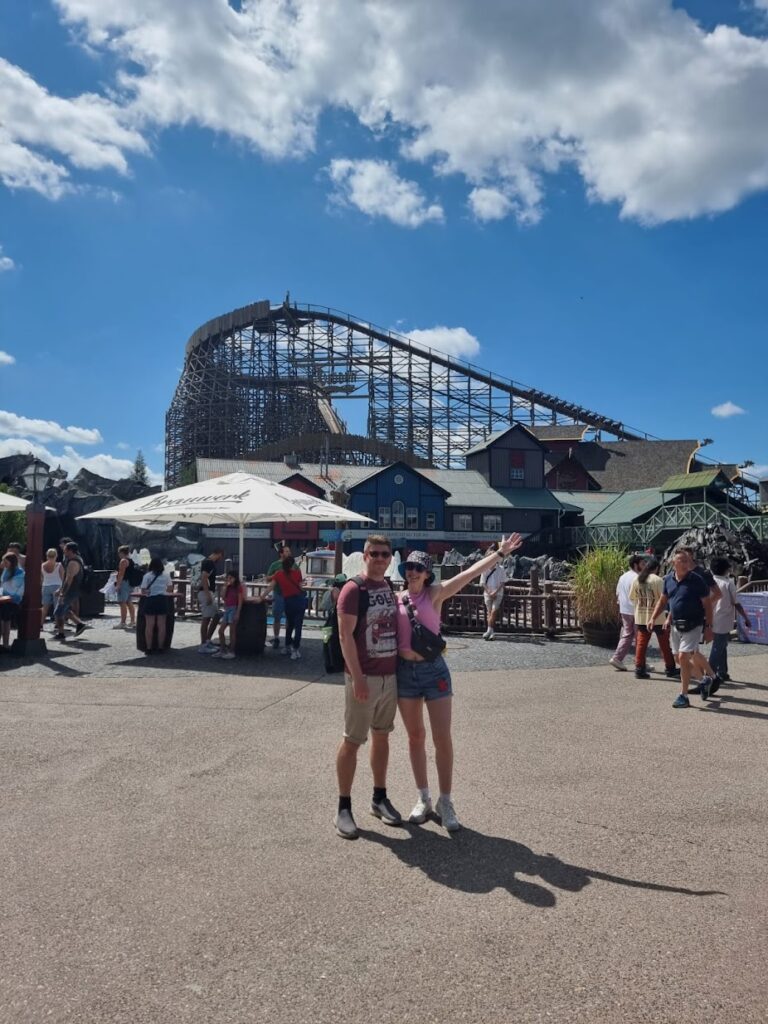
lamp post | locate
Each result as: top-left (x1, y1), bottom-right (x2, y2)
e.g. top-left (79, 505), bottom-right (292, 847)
top-left (11, 459), bottom-right (50, 658)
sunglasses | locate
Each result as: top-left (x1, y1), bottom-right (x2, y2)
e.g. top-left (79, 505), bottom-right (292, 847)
top-left (367, 550), bottom-right (392, 558)
top-left (403, 562), bottom-right (427, 572)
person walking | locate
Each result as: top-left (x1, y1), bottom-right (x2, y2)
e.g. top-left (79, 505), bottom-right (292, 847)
top-left (114, 545), bottom-right (137, 630)
top-left (266, 544), bottom-right (292, 649)
top-left (480, 542), bottom-right (506, 640)
top-left (709, 557), bottom-right (751, 681)
top-left (609, 553), bottom-right (646, 671)
top-left (333, 535), bottom-right (401, 839)
top-left (213, 570), bottom-right (245, 659)
top-left (53, 542), bottom-right (88, 641)
top-left (41, 548), bottom-right (64, 625)
top-left (396, 534), bottom-right (522, 833)
top-left (140, 557), bottom-right (172, 654)
top-left (0, 551), bottom-right (25, 651)
top-left (629, 557), bottom-right (678, 679)
top-left (648, 547), bottom-right (720, 708)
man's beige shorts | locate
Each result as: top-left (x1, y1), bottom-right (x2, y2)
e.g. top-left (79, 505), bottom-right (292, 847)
top-left (344, 673), bottom-right (397, 746)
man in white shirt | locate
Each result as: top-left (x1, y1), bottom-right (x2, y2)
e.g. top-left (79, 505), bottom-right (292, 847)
top-left (609, 553), bottom-right (647, 671)
top-left (481, 542), bottom-right (506, 640)
top-left (709, 556), bottom-right (751, 680)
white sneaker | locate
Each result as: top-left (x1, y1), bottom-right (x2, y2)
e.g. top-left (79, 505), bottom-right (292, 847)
top-left (211, 648), bottom-right (225, 658)
top-left (290, 648), bottom-right (300, 660)
top-left (482, 628), bottom-right (492, 640)
top-left (198, 642), bottom-right (217, 654)
top-left (609, 657), bottom-right (627, 671)
top-left (221, 651), bottom-right (236, 660)
top-left (486, 629), bottom-right (495, 641)
top-left (408, 795), bottom-right (433, 824)
top-left (435, 795), bottom-right (460, 832)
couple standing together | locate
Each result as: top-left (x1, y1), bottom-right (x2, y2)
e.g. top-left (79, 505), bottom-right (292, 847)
top-left (335, 532), bottom-right (522, 840)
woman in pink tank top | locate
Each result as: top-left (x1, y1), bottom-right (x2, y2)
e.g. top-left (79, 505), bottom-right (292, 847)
top-left (397, 534), bottom-right (522, 833)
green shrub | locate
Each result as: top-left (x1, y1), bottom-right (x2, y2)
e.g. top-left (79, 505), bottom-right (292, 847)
top-left (569, 546), bottom-right (627, 626)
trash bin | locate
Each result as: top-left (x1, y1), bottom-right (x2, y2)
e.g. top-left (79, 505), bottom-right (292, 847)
top-left (235, 600), bottom-right (267, 655)
top-left (136, 595), bottom-right (175, 652)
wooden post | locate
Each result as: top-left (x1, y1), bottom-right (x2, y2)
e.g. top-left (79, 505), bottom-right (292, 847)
top-left (530, 567), bottom-right (542, 632)
top-left (543, 580), bottom-right (555, 635)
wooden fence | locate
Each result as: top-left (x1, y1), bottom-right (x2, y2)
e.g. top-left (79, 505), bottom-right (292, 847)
top-left (170, 568), bottom-right (580, 636)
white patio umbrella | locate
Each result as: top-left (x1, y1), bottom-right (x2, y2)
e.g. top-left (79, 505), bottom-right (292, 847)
top-left (78, 472), bottom-right (373, 570)
top-left (0, 491), bottom-right (29, 512)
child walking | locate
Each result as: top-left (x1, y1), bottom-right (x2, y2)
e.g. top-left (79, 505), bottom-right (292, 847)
top-left (214, 571), bottom-right (245, 659)
top-left (629, 557), bottom-right (679, 679)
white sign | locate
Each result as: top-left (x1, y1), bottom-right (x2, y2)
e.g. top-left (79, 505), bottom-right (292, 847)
top-left (203, 527), bottom-right (272, 539)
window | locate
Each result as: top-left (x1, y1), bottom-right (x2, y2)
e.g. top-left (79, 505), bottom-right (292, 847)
top-left (483, 514), bottom-right (502, 532)
top-left (452, 513), bottom-right (473, 531)
top-left (378, 506), bottom-right (391, 528)
top-left (407, 507), bottom-right (418, 529)
top-left (392, 500), bottom-right (405, 529)
top-left (509, 450), bottom-right (525, 481)
top-left (425, 512), bottom-right (436, 530)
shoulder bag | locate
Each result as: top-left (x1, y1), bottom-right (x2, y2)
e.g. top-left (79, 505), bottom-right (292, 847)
top-left (402, 594), bottom-right (446, 662)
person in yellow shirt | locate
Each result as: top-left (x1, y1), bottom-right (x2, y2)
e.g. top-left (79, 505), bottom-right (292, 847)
top-left (629, 557), bottom-right (678, 680)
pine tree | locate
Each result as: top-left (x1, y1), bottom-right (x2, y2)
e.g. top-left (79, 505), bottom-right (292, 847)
top-left (131, 450), bottom-right (149, 486)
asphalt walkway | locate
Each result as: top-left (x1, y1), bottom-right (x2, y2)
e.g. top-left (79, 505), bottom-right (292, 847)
top-left (1, 618), bottom-right (766, 1023)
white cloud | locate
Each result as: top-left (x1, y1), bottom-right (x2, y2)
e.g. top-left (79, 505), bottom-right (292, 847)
top-left (745, 463), bottom-right (768, 480)
top-left (0, 1), bottom-right (763, 225)
top-left (406, 326), bottom-right (480, 360)
top-left (0, 351), bottom-right (15, 366)
top-left (328, 159), bottom-right (444, 227)
top-left (468, 187), bottom-right (515, 223)
top-left (711, 401), bottom-right (747, 418)
top-left (0, 437), bottom-right (162, 485)
top-left (0, 245), bottom-right (15, 271)
top-left (0, 55), bottom-right (147, 199)
top-left (0, 410), bottom-right (103, 444)
top-left (115, 441), bottom-right (130, 450)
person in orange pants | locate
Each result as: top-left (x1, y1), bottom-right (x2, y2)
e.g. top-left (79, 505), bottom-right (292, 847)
top-left (629, 557), bottom-right (679, 680)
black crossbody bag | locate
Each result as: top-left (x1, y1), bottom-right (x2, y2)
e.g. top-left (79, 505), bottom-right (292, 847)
top-left (402, 594), bottom-right (446, 662)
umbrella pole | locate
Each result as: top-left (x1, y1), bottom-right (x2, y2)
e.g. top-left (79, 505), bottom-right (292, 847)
top-left (239, 524), bottom-right (245, 578)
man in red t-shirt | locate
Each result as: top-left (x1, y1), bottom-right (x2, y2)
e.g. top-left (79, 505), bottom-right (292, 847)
top-left (334, 534), bottom-right (402, 839)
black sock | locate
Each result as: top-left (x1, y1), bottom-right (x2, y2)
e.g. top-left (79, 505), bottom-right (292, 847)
top-left (338, 796), bottom-right (352, 813)
top-left (373, 787), bottom-right (387, 803)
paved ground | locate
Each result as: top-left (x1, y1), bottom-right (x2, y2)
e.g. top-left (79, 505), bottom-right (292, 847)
top-left (2, 615), bottom-right (767, 1023)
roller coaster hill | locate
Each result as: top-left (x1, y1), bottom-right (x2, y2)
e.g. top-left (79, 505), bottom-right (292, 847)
top-left (165, 297), bottom-right (651, 488)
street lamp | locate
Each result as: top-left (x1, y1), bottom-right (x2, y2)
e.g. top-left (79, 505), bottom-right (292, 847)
top-left (11, 459), bottom-right (50, 657)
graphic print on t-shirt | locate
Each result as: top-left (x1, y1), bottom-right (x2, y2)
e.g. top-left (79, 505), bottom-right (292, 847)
top-left (365, 587), bottom-right (398, 662)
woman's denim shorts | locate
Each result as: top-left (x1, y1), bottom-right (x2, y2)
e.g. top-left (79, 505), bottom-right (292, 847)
top-left (42, 584), bottom-right (59, 608)
top-left (221, 606), bottom-right (237, 625)
top-left (397, 655), bottom-right (452, 701)
top-left (117, 580), bottom-right (132, 603)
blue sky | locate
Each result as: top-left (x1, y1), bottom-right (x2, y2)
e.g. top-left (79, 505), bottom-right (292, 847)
top-left (1, 0), bottom-right (767, 486)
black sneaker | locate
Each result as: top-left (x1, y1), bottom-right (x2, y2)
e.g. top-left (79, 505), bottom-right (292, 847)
top-left (271, 638), bottom-right (280, 649)
top-left (53, 632), bottom-right (66, 641)
top-left (665, 667), bottom-right (681, 678)
top-left (74, 623), bottom-right (87, 637)
top-left (635, 668), bottom-right (650, 679)
top-left (371, 796), bottom-right (403, 826)
top-left (708, 674), bottom-right (723, 697)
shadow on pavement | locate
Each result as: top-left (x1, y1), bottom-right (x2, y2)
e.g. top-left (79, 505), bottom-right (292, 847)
top-left (361, 825), bottom-right (725, 907)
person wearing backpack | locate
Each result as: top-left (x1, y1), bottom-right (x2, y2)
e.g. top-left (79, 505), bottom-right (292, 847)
top-left (333, 534), bottom-right (402, 839)
top-left (140, 557), bottom-right (172, 654)
top-left (114, 545), bottom-right (139, 630)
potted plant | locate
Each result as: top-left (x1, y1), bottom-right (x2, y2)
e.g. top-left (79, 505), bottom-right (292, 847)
top-left (569, 546), bottom-right (626, 648)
